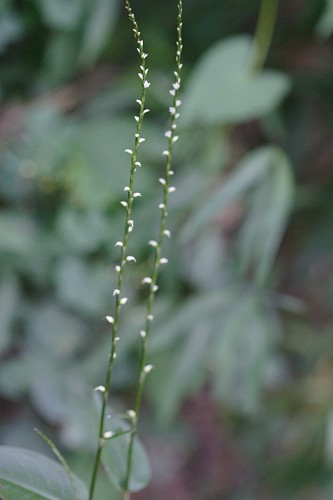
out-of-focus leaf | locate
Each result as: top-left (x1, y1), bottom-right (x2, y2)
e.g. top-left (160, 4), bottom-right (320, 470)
top-left (0, 277), bottom-right (18, 354)
top-left (0, 354), bottom-right (56, 399)
top-left (315, 0), bottom-right (333, 37)
top-left (26, 302), bottom-right (87, 358)
top-left (180, 227), bottom-right (230, 290)
top-left (32, 373), bottom-right (94, 449)
top-left (79, 0), bottom-right (120, 67)
top-left (237, 147), bottom-right (294, 284)
top-left (55, 257), bottom-right (110, 315)
top-left (0, 446), bottom-right (88, 500)
top-left (0, 211), bottom-right (36, 253)
top-left (150, 289), bottom-right (237, 352)
top-left (56, 208), bottom-right (109, 252)
top-left (0, 10), bottom-right (23, 54)
top-left (67, 118), bottom-right (153, 209)
top-left (152, 325), bottom-right (210, 421)
top-left (101, 414), bottom-right (151, 492)
top-left (21, 105), bottom-right (73, 176)
top-left (181, 36), bottom-right (291, 126)
top-left (37, 0), bottom-right (84, 30)
top-left (182, 146), bottom-right (294, 284)
top-left (41, 32), bottom-right (80, 86)
top-left (181, 146), bottom-right (276, 242)
top-left (210, 294), bottom-right (276, 414)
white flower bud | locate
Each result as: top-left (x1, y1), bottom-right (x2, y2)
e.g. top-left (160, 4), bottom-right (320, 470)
top-left (142, 277), bottom-right (152, 285)
top-left (94, 385), bottom-right (106, 393)
top-left (103, 431), bottom-right (114, 439)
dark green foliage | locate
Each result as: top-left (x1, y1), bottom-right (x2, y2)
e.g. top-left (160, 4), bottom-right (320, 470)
top-left (1, 0), bottom-right (333, 498)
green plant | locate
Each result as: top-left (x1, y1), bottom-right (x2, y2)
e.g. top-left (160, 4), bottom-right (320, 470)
top-left (0, 0), bottom-right (183, 498)
top-left (3, 0), bottom-right (333, 498)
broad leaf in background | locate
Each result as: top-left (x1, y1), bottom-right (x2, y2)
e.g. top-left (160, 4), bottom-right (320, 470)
top-left (67, 118), bottom-right (153, 209)
top-left (149, 289), bottom-right (237, 352)
top-left (0, 9), bottom-right (23, 55)
top-left (147, 290), bottom-right (238, 419)
top-left (0, 446), bottom-right (88, 500)
top-left (315, 0), bottom-right (333, 37)
top-left (0, 211), bottom-right (37, 254)
top-left (37, 0), bottom-right (84, 30)
top-left (78, 0), bottom-right (120, 67)
top-left (0, 277), bottom-right (18, 355)
top-left (181, 35), bottom-right (291, 126)
top-left (237, 147), bottom-right (294, 284)
top-left (151, 325), bottom-right (211, 422)
top-left (210, 294), bottom-right (278, 414)
top-left (56, 208), bottom-right (109, 253)
top-left (182, 146), bottom-right (294, 284)
top-left (55, 257), bottom-right (110, 315)
top-left (101, 414), bottom-right (151, 493)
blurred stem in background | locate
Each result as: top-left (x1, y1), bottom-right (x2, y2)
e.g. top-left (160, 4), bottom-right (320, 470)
top-left (250, 0), bottom-right (279, 71)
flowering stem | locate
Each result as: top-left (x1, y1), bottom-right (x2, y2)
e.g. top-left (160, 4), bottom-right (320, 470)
top-left (123, 0), bottom-right (183, 495)
top-left (88, 2), bottom-right (150, 498)
top-left (250, 0), bottom-right (279, 72)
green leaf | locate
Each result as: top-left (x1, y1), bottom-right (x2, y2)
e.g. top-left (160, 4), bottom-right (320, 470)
top-left (21, 105), bottom-right (73, 177)
top-left (56, 208), bottom-right (109, 253)
top-left (210, 295), bottom-right (276, 414)
top-left (67, 118), bottom-right (153, 209)
top-left (37, 0), bottom-right (84, 30)
top-left (0, 212), bottom-right (37, 253)
top-left (181, 146), bottom-right (294, 283)
top-left (0, 10), bottom-right (23, 55)
top-left (0, 277), bottom-right (18, 355)
top-left (55, 257), bottom-right (110, 315)
top-left (101, 415), bottom-right (151, 492)
top-left (26, 302), bottom-right (87, 358)
top-left (0, 446), bottom-right (88, 499)
top-left (315, 0), bottom-right (333, 37)
top-left (78, 0), bottom-right (120, 67)
top-left (181, 35), bottom-right (291, 126)
top-left (149, 290), bottom-right (237, 352)
top-left (237, 147), bottom-right (294, 284)
top-left (181, 146), bottom-right (273, 241)
top-left (151, 326), bottom-right (210, 421)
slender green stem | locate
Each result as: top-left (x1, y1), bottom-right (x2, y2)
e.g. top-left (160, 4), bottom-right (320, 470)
top-left (34, 428), bottom-right (80, 500)
top-left (123, 1), bottom-right (184, 496)
top-left (249, 0), bottom-right (279, 72)
top-left (88, 3), bottom-right (150, 498)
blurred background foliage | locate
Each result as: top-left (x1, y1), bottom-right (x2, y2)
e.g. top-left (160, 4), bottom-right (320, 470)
top-left (1, 0), bottom-right (333, 498)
